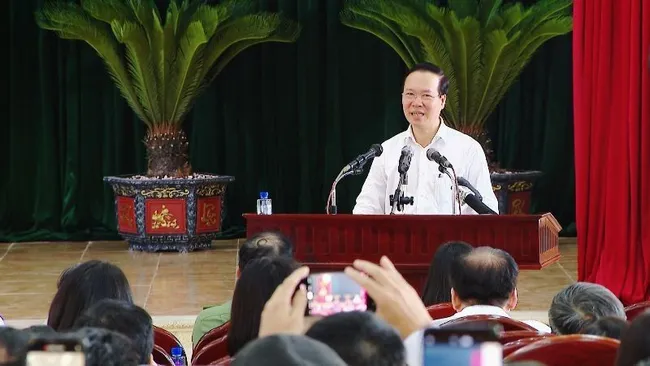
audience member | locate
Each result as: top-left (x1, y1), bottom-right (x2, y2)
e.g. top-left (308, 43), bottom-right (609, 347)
top-left (548, 282), bottom-right (626, 335)
top-left (615, 311), bottom-right (650, 366)
top-left (581, 316), bottom-right (629, 340)
top-left (47, 260), bottom-right (133, 331)
top-left (232, 334), bottom-right (346, 366)
top-left (192, 231), bottom-right (294, 344)
top-left (433, 247), bottom-right (550, 331)
top-left (306, 311), bottom-right (405, 366)
top-left (0, 326), bottom-right (29, 366)
top-left (227, 256), bottom-right (300, 356)
top-left (73, 299), bottom-right (154, 365)
top-left (421, 241), bottom-right (473, 305)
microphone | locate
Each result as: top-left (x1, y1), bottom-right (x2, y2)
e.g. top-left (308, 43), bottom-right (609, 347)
top-left (426, 148), bottom-right (453, 169)
top-left (460, 190), bottom-right (498, 215)
top-left (457, 177), bottom-right (482, 201)
top-left (398, 145), bottom-right (414, 175)
top-left (343, 144), bottom-right (383, 173)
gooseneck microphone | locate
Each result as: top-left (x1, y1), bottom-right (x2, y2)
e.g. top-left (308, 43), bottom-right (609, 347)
top-left (390, 146), bottom-right (415, 214)
top-left (460, 190), bottom-right (498, 215)
top-left (327, 143), bottom-right (383, 214)
top-left (426, 148), bottom-right (452, 169)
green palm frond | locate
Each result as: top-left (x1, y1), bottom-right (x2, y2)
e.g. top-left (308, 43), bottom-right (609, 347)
top-left (35, 0), bottom-right (301, 129)
top-left (340, 0), bottom-right (572, 132)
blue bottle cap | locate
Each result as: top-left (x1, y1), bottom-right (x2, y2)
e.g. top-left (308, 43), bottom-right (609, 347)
top-left (171, 347), bottom-right (182, 356)
top-left (260, 191), bottom-right (269, 199)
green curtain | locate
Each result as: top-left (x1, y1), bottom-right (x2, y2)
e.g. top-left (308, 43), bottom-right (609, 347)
top-left (2, 0), bottom-right (575, 242)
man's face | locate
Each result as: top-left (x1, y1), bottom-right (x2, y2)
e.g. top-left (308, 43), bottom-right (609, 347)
top-left (402, 70), bottom-right (446, 128)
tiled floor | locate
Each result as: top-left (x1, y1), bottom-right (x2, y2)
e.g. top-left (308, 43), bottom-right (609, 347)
top-left (0, 238), bottom-right (577, 320)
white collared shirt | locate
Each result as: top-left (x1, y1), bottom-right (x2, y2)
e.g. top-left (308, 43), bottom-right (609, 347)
top-left (403, 305), bottom-right (552, 366)
top-left (352, 123), bottom-right (499, 215)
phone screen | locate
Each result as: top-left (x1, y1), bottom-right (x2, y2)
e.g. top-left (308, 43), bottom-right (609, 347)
top-left (305, 272), bottom-right (374, 316)
top-left (422, 328), bottom-right (502, 366)
top-left (26, 339), bottom-right (85, 366)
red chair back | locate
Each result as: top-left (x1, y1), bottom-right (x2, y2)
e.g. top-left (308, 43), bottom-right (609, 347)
top-left (426, 303), bottom-right (456, 320)
top-left (153, 325), bottom-right (186, 363)
top-left (210, 356), bottom-right (232, 365)
top-left (499, 330), bottom-right (554, 345)
top-left (502, 337), bottom-right (550, 357)
top-left (624, 301), bottom-right (650, 320)
top-left (152, 344), bottom-right (174, 366)
top-left (192, 335), bottom-right (229, 366)
top-left (441, 315), bottom-right (538, 331)
top-left (193, 322), bottom-right (231, 354)
top-left (504, 334), bottom-right (620, 366)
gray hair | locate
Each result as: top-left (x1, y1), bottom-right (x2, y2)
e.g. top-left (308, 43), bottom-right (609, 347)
top-left (548, 282), bottom-right (626, 335)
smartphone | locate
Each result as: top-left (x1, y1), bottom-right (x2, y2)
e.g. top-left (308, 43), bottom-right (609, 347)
top-left (26, 337), bottom-right (85, 366)
top-left (422, 326), bottom-right (503, 366)
top-left (304, 272), bottom-right (375, 316)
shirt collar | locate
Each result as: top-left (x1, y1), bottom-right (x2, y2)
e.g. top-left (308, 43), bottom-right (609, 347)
top-left (404, 118), bottom-right (450, 147)
top-left (454, 305), bottom-right (510, 318)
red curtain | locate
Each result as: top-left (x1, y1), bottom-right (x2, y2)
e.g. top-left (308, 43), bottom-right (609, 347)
top-left (573, 0), bottom-right (650, 305)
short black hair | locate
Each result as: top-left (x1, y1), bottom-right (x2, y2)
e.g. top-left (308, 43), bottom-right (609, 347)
top-left (421, 241), bottom-right (474, 305)
top-left (47, 260), bottom-right (133, 332)
top-left (72, 299), bottom-right (154, 365)
top-left (449, 247), bottom-right (518, 307)
top-left (306, 311), bottom-right (405, 366)
top-left (403, 62), bottom-right (450, 96)
top-left (548, 282), bottom-right (626, 335)
top-left (581, 316), bottom-right (628, 340)
top-left (228, 256), bottom-right (300, 356)
top-left (238, 231), bottom-right (293, 270)
top-left (615, 312), bottom-right (650, 366)
top-left (0, 327), bottom-right (29, 365)
top-left (70, 327), bottom-right (141, 366)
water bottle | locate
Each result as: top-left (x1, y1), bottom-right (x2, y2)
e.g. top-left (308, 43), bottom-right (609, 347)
top-left (257, 191), bottom-right (272, 214)
top-left (171, 346), bottom-right (185, 366)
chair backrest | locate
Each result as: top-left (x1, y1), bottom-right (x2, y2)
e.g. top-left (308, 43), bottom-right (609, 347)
top-left (426, 303), bottom-right (456, 320)
top-left (441, 315), bottom-right (538, 331)
top-left (193, 322), bottom-right (231, 354)
top-left (152, 344), bottom-right (174, 366)
top-left (210, 356), bottom-right (232, 365)
top-left (499, 330), bottom-right (554, 345)
top-left (502, 337), bottom-right (550, 358)
top-left (192, 335), bottom-right (229, 366)
top-left (153, 325), bottom-right (186, 363)
top-left (624, 301), bottom-right (650, 320)
top-left (504, 334), bottom-right (620, 366)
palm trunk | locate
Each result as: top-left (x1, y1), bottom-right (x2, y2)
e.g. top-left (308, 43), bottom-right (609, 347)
top-left (144, 126), bottom-right (192, 177)
top-left (458, 126), bottom-right (499, 171)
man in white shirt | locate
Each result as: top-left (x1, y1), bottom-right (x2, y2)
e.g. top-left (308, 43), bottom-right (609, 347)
top-left (353, 63), bottom-right (498, 215)
top-left (403, 247), bottom-right (551, 365)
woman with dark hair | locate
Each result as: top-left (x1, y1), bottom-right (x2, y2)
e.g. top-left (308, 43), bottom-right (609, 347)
top-left (227, 256), bottom-right (300, 356)
top-left (421, 241), bottom-right (473, 306)
top-left (47, 260), bottom-right (133, 331)
top-left (615, 312), bottom-right (650, 366)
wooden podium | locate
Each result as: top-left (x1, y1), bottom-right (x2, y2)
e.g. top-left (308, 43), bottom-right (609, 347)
top-left (243, 213), bottom-right (562, 294)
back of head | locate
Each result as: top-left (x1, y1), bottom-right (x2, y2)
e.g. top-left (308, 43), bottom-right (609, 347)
top-left (581, 316), bottom-right (629, 340)
top-left (449, 247), bottom-right (518, 307)
top-left (238, 231), bottom-right (293, 269)
top-left (615, 312), bottom-right (650, 366)
top-left (72, 299), bottom-right (153, 365)
top-left (305, 311), bottom-right (405, 366)
top-left (421, 241), bottom-right (473, 305)
top-left (232, 335), bottom-right (346, 366)
top-left (548, 282), bottom-right (626, 335)
top-left (0, 327), bottom-right (29, 365)
top-left (227, 256), bottom-right (300, 356)
top-left (72, 327), bottom-right (141, 366)
top-left (47, 260), bottom-right (134, 331)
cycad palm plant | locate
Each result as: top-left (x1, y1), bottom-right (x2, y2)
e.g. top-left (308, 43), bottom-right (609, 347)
top-left (341, 0), bottom-right (572, 162)
top-left (36, 0), bottom-right (301, 177)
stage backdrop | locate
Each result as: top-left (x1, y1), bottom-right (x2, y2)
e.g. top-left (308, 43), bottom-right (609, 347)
top-left (573, 0), bottom-right (650, 304)
top-left (2, 0), bottom-right (575, 242)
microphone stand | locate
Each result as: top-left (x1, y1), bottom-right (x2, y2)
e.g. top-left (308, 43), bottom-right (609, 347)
top-left (327, 166), bottom-right (365, 215)
top-left (438, 165), bottom-right (461, 215)
top-left (389, 170), bottom-right (414, 214)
